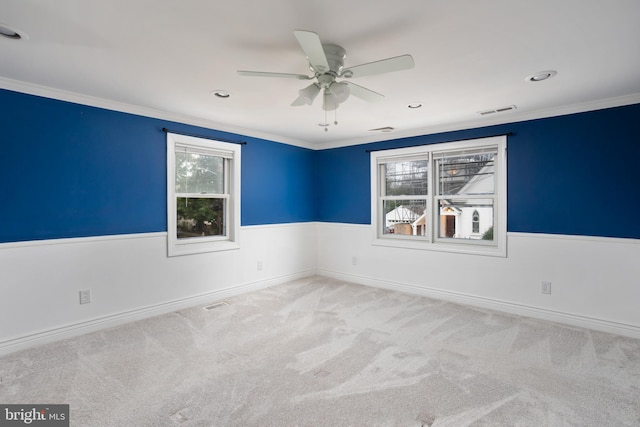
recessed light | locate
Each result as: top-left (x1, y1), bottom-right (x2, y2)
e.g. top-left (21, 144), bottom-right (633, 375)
top-left (408, 103), bottom-right (422, 109)
top-left (211, 90), bottom-right (230, 98)
top-left (526, 70), bottom-right (557, 82)
top-left (0, 24), bottom-right (27, 40)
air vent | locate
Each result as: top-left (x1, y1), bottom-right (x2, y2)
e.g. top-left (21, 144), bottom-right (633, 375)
top-left (204, 301), bottom-right (229, 310)
top-left (478, 105), bottom-right (517, 116)
top-left (369, 126), bottom-right (395, 132)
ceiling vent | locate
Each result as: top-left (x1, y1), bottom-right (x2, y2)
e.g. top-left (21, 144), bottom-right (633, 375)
top-left (478, 105), bottom-right (517, 116)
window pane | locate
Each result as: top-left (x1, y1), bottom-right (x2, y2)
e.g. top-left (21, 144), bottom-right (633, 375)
top-left (176, 197), bottom-right (225, 239)
top-left (383, 200), bottom-right (426, 236)
top-left (437, 152), bottom-right (494, 195)
top-left (384, 160), bottom-right (428, 196)
top-left (175, 151), bottom-right (224, 194)
top-left (438, 199), bottom-right (493, 240)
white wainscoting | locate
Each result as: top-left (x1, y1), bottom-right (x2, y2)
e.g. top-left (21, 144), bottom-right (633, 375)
top-left (0, 223), bottom-right (317, 355)
top-left (3, 222), bottom-right (639, 356)
top-left (316, 222), bottom-right (640, 339)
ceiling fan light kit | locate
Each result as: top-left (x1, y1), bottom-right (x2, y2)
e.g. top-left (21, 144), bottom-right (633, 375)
top-left (238, 30), bottom-right (415, 130)
top-left (292, 83), bottom-right (321, 106)
top-left (330, 81), bottom-right (350, 103)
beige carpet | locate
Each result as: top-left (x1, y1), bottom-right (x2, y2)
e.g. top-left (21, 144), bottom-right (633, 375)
top-left (1, 276), bottom-right (639, 426)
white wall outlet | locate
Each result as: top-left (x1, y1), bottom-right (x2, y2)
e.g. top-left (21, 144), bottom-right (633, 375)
top-left (79, 289), bottom-right (92, 304)
top-left (541, 281), bottom-right (552, 295)
top-left (351, 256), bottom-right (358, 266)
top-left (257, 260), bottom-right (263, 270)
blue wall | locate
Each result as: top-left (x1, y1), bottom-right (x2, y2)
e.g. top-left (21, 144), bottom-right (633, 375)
top-left (316, 103), bottom-right (640, 239)
top-left (241, 137), bottom-right (317, 225)
top-left (0, 89), bottom-right (316, 243)
top-left (2, 88), bottom-right (639, 243)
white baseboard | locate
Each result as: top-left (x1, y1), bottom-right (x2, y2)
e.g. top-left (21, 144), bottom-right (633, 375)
top-left (0, 270), bottom-right (315, 356)
top-left (317, 269), bottom-right (640, 340)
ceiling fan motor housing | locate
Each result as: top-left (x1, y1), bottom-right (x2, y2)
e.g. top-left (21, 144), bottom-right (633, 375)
top-left (317, 74), bottom-right (334, 89)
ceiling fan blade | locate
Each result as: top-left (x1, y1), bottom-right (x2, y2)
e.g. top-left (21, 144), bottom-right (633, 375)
top-left (291, 96), bottom-right (308, 106)
top-left (341, 54), bottom-right (415, 78)
top-left (293, 30), bottom-right (330, 74)
top-left (237, 70), bottom-right (312, 80)
top-left (344, 82), bottom-right (384, 102)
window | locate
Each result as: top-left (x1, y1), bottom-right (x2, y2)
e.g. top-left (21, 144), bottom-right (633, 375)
top-left (472, 210), bottom-right (480, 234)
top-left (167, 132), bottom-right (240, 256)
top-left (370, 135), bottom-right (506, 256)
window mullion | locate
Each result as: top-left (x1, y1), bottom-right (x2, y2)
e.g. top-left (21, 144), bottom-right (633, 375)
top-left (224, 158), bottom-right (230, 238)
top-left (381, 195), bottom-right (426, 201)
top-left (378, 164), bottom-right (386, 238)
top-left (427, 151), bottom-right (434, 243)
top-left (435, 194), bottom-right (496, 200)
top-left (177, 193), bottom-right (228, 199)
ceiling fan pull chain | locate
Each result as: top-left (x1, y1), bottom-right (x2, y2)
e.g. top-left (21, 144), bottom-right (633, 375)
top-left (324, 108), bottom-right (328, 131)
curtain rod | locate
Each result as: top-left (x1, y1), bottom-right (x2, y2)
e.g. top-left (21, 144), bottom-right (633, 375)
top-left (365, 132), bottom-right (513, 153)
top-left (162, 127), bottom-right (247, 145)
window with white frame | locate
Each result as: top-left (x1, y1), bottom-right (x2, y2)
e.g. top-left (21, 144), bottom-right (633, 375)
top-left (370, 135), bottom-right (506, 256)
top-left (472, 210), bottom-right (480, 234)
top-left (166, 132), bottom-right (241, 256)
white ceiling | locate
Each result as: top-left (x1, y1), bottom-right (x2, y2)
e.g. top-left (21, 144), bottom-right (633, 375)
top-left (2, 1), bottom-right (640, 149)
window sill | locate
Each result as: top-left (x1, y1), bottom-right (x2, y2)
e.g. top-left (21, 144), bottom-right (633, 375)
top-left (167, 239), bottom-right (240, 257)
top-left (372, 237), bottom-right (506, 258)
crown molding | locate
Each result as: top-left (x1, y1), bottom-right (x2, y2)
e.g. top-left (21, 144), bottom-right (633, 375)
top-left (0, 77), bottom-right (315, 150)
top-left (3, 76), bottom-right (639, 151)
top-left (314, 92), bottom-right (640, 150)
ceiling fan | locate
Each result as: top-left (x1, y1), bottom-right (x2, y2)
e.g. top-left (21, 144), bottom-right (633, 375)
top-left (238, 30), bottom-right (415, 112)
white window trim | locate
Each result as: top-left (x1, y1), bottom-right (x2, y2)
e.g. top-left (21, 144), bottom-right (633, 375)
top-left (167, 132), bottom-right (241, 256)
top-left (370, 135), bottom-right (507, 257)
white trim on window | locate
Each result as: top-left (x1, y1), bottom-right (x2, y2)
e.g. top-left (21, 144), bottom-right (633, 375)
top-left (166, 132), bottom-right (241, 256)
top-left (370, 135), bottom-right (507, 257)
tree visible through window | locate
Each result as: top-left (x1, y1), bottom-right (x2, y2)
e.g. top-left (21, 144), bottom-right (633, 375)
top-left (167, 133), bottom-right (241, 256)
top-left (175, 148), bottom-right (226, 238)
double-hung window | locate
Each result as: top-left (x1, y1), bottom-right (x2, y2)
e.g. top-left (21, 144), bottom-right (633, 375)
top-left (167, 132), bottom-right (240, 256)
top-left (371, 135), bottom-right (506, 256)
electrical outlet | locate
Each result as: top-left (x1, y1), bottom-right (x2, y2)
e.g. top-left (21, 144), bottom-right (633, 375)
top-left (351, 256), bottom-right (358, 266)
top-left (541, 281), bottom-right (552, 295)
top-left (79, 289), bottom-right (92, 304)
top-left (257, 260), bottom-right (263, 270)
